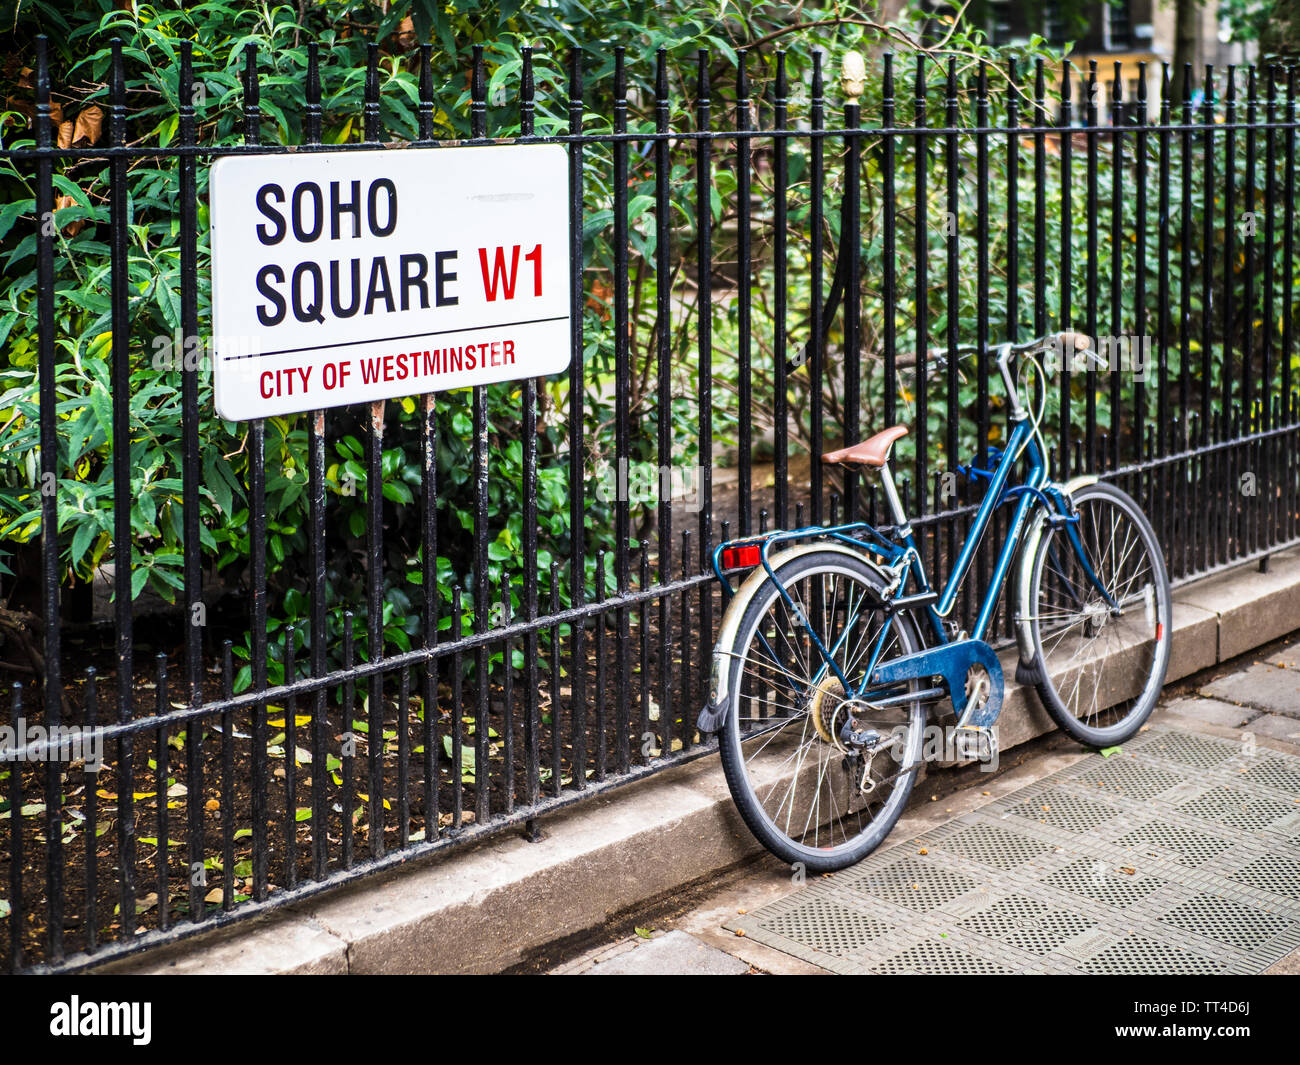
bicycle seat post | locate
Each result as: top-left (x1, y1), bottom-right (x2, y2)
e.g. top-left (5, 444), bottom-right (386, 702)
top-left (878, 461), bottom-right (910, 535)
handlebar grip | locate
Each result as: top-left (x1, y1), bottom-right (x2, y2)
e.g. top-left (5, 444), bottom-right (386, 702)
top-left (1058, 331), bottom-right (1091, 351)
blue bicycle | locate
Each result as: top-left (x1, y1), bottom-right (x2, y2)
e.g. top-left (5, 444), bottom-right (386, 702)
top-left (697, 332), bottom-right (1172, 871)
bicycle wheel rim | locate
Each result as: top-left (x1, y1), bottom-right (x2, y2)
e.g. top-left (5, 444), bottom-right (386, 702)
top-left (1028, 486), bottom-right (1171, 740)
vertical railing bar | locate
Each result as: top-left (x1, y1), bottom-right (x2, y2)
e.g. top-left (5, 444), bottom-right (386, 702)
top-left (9, 684), bottom-right (23, 971)
top-left (220, 640), bottom-right (234, 910)
top-left (1244, 67), bottom-right (1258, 442)
top-left (240, 42), bottom-right (270, 903)
top-left (304, 42), bottom-right (330, 883)
top-left (154, 654), bottom-right (169, 932)
top-left (810, 53), bottom-right (825, 524)
top-left (1059, 60), bottom-right (1073, 472)
top-left (363, 42), bottom-right (387, 858)
top-left (108, 36), bottom-right (138, 937)
top-left (844, 62), bottom-right (862, 523)
top-left (558, 46), bottom-right (583, 796)
top-left (914, 54), bottom-right (929, 504)
top-left (1109, 61), bottom-right (1123, 473)
top-left (33, 34), bottom-right (64, 964)
top-left (1224, 67), bottom-right (1238, 427)
top-left (175, 39), bottom-right (207, 925)
top-left (1135, 64), bottom-right (1148, 468)
top-left (283, 626), bottom-right (298, 887)
top-left (974, 59), bottom-right (990, 610)
top-left (774, 51), bottom-right (790, 528)
top-left (882, 53), bottom-right (897, 433)
top-left (1179, 65), bottom-right (1194, 452)
top-left (737, 49), bottom-right (754, 534)
top-left (654, 48), bottom-right (674, 757)
top-left (83, 668), bottom-right (99, 951)
top-left (341, 615), bottom-right (356, 866)
top-left (469, 43), bottom-right (491, 826)
top-left (695, 49), bottom-right (715, 717)
top-left (1085, 60), bottom-right (1098, 472)
top-left (612, 47), bottom-right (632, 774)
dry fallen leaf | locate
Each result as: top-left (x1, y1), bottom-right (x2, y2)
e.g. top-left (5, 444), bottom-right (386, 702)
top-left (72, 104), bottom-right (103, 146)
top-left (53, 194), bottom-right (85, 237)
top-left (918, 847), bottom-right (928, 855)
top-left (56, 119), bottom-right (73, 149)
top-left (1119, 866), bottom-right (1136, 875)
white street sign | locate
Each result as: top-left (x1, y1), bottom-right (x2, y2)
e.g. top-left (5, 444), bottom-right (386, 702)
top-left (209, 143), bottom-right (571, 420)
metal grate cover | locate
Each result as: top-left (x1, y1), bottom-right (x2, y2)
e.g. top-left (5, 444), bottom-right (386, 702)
top-left (1041, 858), bottom-right (1165, 908)
top-left (1158, 894), bottom-right (1294, 951)
top-left (1177, 788), bottom-right (1294, 830)
top-left (1076, 758), bottom-right (1185, 800)
top-left (1078, 935), bottom-right (1223, 974)
top-left (1241, 757), bottom-right (1300, 795)
top-left (762, 899), bottom-right (893, 958)
top-left (1126, 730), bottom-right (1241, 768)
top-left (871, 941), bottom-right (1015, 975)
top-left (1007, 787), bottom-right (1121, 832)
top-left (846, 857), bottom-right (978, 912)
top-left (725, 726), bottom-right (1300, 974)
top-left (1228, 854), bottom-right (1300, 899)
top-left (936, 823), bottom-right (1054, 870)
top-left (961, 895), bottom-right (1096, 956)
top-left (1112, 821), bottom-right (1234, 867)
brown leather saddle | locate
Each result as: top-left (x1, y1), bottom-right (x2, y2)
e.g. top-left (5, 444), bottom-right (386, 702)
top-left (820, 424), bottom-right (908, 469)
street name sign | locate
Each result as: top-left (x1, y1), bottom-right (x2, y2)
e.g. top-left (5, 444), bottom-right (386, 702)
top-left (209, 143), bottom-right (571, 420)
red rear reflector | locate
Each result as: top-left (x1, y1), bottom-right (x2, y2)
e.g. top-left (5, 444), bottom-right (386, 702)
top-left (722, 544), bottom-right (762, 570)
top-left (1155, 622), bottom-right (1163, 641)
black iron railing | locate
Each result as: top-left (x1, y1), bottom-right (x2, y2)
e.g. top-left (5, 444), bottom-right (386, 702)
top-left (2, 35), bottom-right (1299, 972)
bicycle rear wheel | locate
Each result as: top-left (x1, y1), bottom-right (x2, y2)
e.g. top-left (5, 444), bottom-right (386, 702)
top-left (1019, 481), bottom-right (1172, 746)
top-left (717, 550), bottom-right (926, 873)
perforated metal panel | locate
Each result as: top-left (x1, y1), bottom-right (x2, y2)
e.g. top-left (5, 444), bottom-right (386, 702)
top-left (1158, 894), bottom-right (1294, 950)
top-left (1127, 730), bottom-right (1240, 768)
top-left (762, 899), bottom-right (893, 958)
top-left (936, 823), bottom-right (1054, 870)
top-left (1079, 758), bottom-right (1184, 800)
top-left (1112, 821), bottom-right (1234, 867)
top-left (1177, 788), bottom-right (1294, 830)
top-left (961, 895), bottom-right (1096, 956)
top-left (1007, 787), bottom-right (1121, 832)
top-left (1078, 935), bottom-right (1223, 974)
top-left (1242, 757), bottom-right (1300, 795)
top-left (846, 857), bottom-right (977, 912)
top-left (1041, 858), bottom-right (1165, 908)
top-left (871, 941), bottom-right (1015, 975)
top-left (1228, 854), bottom-right (1300, 898)
top-left (724, 725), bottom-right (1300, 975)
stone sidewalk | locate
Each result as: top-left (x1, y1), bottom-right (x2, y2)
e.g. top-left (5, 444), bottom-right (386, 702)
top-left (553, 637), bottom-right (1300, 975)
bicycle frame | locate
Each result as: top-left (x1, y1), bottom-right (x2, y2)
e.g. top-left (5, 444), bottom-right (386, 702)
top-left (711, 415), bottom-right (1114, 712)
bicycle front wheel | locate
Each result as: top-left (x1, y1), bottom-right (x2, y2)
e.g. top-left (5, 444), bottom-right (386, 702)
top-left (1020, 481), bottom-right (1172, 746)
top-left (717, 550), bottom-right (926, 873)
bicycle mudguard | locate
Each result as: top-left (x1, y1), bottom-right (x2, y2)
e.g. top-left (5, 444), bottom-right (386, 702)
top-left (870, 638), bottom-right (1005, 729)
top-left (696, 541), bottom-right (893, 735)
top-left (1012, 474), bottom-right (1098, 674)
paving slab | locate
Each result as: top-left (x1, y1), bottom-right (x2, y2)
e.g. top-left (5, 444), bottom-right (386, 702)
top-left (572, 929), bottom-right (750, 975)
top-left (1265, 640), bottom-right (1300, 670)
top-left (1245, 714), bottom-right (1300, 744)
top-left (1158, 696), bottom-right (1260, 730)
top-left (1204, 662), bottom-right (1300, 716)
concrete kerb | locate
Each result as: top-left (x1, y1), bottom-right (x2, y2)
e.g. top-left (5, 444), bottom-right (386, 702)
top-left (102, 544), bottom-right (1300, 975)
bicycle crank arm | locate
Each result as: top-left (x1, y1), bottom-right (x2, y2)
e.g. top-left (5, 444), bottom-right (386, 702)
top-left (867, 638), bottom-right (1005, 729)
